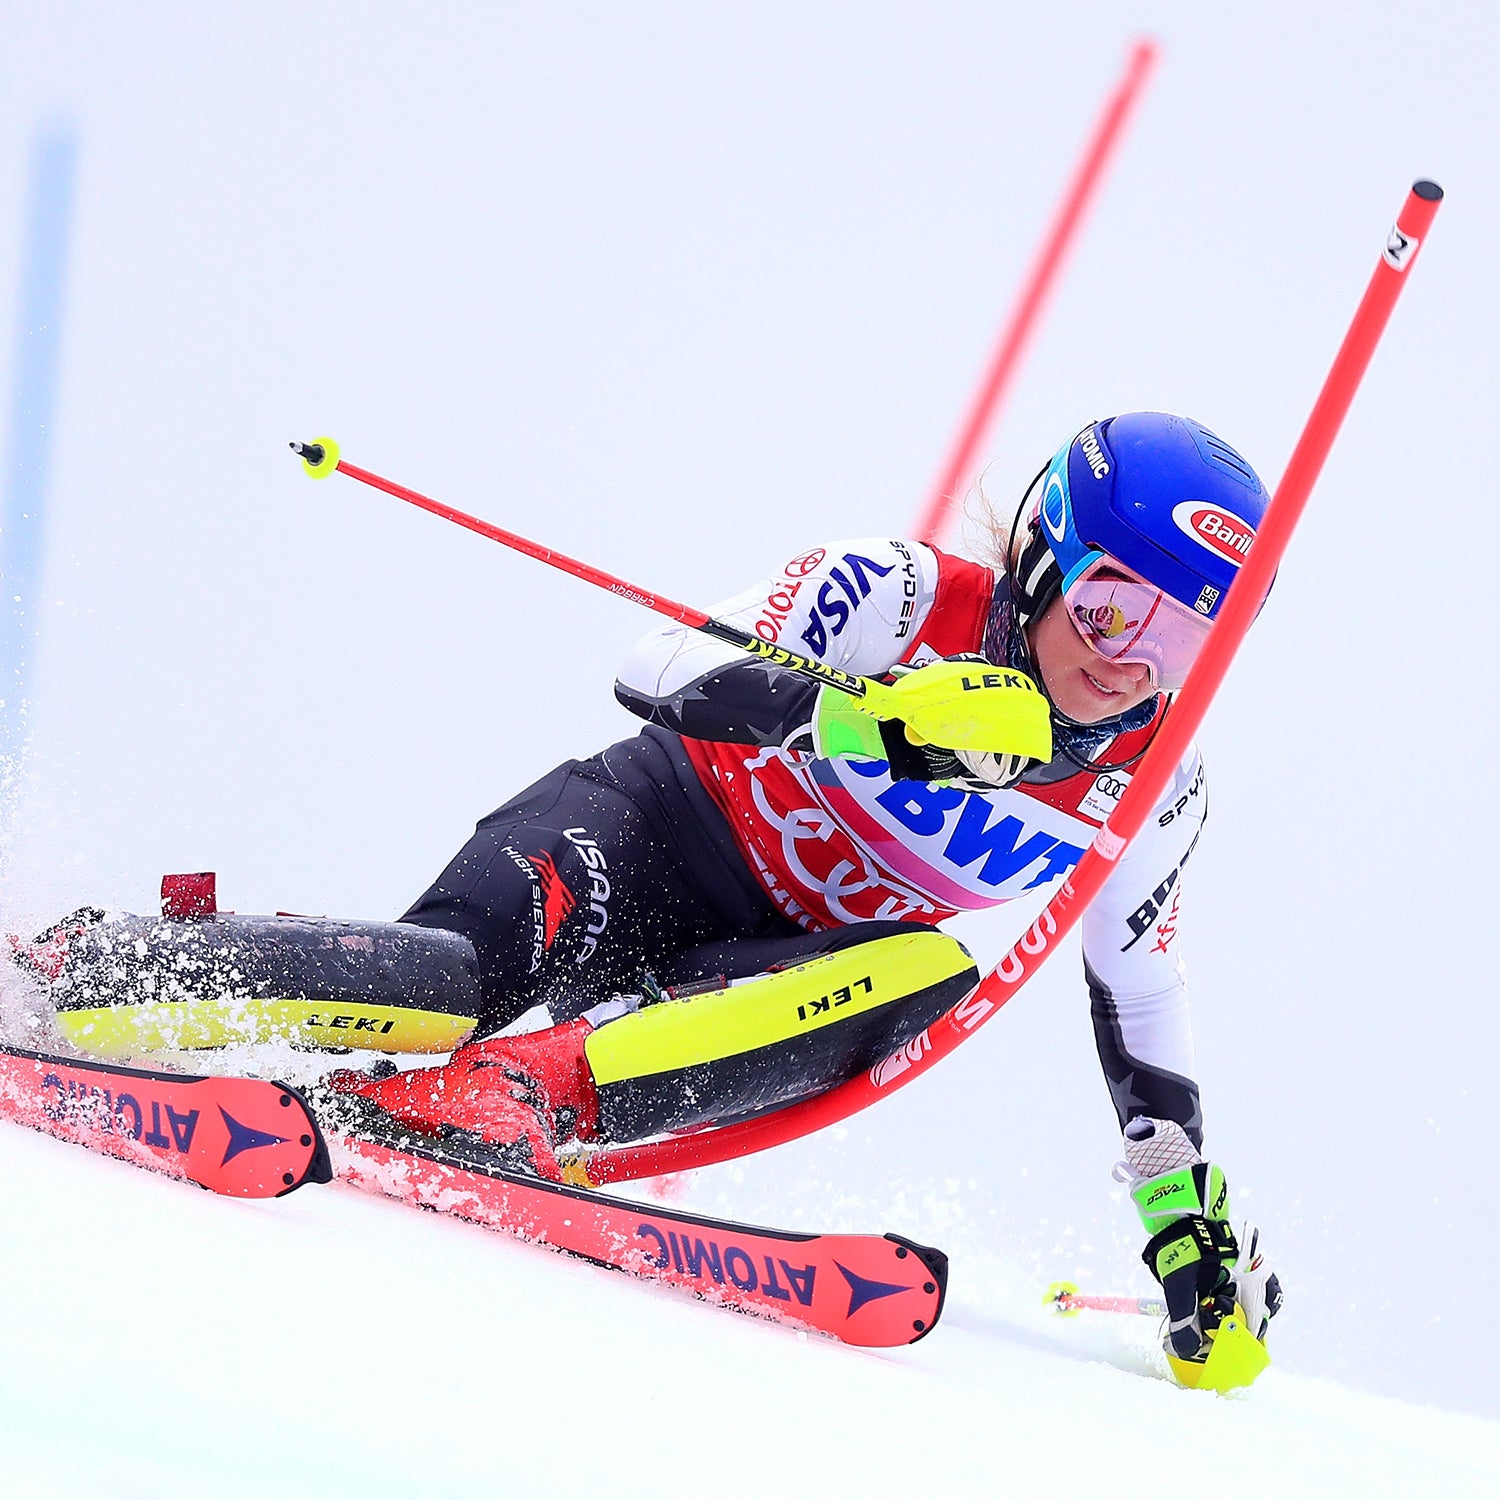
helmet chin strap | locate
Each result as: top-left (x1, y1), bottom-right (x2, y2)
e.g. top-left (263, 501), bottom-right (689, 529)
top-left (1046, 691), bottom-right (1166, 776)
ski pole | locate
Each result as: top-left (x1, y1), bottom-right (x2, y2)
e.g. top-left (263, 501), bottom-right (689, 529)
top-left (1045, 1281), bottom-right (1165, 1318)
top-left (288, 441), bottom-right (1049, 757)
top-left (580, 179), bottom-right (1444, 1185)
top-left (288, 439), bottom-right (878, 692)
top-left (913, 37), bottom-right (1159, 545)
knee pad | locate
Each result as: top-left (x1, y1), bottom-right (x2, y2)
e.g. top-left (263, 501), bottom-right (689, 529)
top-left (584, 927), bottom-right (977, 1140)
top-left (44, 907), bottom-right (481, 1058)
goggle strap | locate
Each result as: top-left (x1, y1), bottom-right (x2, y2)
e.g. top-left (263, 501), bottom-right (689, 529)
top-left (1017, 528), bottom-right (1056, 607)
top-left (1009, 474), bottom-right (1062, 628)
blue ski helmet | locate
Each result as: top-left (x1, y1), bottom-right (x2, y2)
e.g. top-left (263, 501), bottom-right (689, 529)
top-left (1033, 412), bottom-right (1271, 624)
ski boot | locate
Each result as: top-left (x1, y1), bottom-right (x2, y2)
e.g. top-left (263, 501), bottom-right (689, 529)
top-left (326, 1017), bottom-right (601, 1182)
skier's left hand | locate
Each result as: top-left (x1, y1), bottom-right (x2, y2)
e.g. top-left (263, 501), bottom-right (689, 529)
top-left (814, 654), bottom-right (1052, 788)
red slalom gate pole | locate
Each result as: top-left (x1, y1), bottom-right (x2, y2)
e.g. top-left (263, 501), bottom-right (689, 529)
top-left (912, 38), bottom-right (1158, 547)
top-left (583, 180), bottom-right (1443, 1187)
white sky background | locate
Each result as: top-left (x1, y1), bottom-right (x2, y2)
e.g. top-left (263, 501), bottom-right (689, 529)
top-left (0, 1), bottom-right (1494, 1419)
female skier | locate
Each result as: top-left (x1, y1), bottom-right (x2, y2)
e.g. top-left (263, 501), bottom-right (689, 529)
top-left (18, 411), bottom-right (1282, 1372)
top-left (342, 409), bottom-right (1283, 1369)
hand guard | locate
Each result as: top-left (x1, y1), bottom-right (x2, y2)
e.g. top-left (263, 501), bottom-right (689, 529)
top-left (813, 655), bottom-right (1052, 790)
top-left (1120, 1117), bottom-right (1283, 1378)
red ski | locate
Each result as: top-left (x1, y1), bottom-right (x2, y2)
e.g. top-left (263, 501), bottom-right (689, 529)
top-left (330, 1125), bottom-right (946, 1347)
top-left (0, 1043), bottom-right (331, 1197)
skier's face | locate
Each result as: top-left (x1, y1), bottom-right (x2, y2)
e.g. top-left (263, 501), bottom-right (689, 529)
top-left (1027, 592), bottom-right (1156, 723)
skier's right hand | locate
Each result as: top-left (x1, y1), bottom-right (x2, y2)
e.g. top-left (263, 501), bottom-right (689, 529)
top-left (1140, 1203), bottom-right (1241, 1361)
top-left (812, 655), bottom-right (1053, 788)
top-left (1121, 1117), bottom-right (1283, 1368)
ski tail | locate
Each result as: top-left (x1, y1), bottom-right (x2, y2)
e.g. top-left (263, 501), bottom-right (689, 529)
top-left (0, 1043), bottom-right (331, 1197)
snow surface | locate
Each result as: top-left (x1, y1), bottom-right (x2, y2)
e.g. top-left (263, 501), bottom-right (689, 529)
top-left (3, 2), bottom-right (1499, 1486)
top-left (1, 1094), bottom-right (1496, 1499)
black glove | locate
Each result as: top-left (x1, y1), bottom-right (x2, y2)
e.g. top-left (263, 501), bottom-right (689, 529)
top-left (1122, 1116), bottom-right (1283, 1365)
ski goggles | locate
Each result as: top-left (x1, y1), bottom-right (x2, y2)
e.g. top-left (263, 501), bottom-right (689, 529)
top-left (1061, 554), bottom-right (1213, 692)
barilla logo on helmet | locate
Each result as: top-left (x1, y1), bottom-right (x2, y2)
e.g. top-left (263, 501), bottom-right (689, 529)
top-left (1171, 501), bottom-right (1257, 567)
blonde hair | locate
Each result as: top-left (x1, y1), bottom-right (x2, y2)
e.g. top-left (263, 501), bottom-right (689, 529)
top-left (955, 462), bottom-right (1042, 579)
